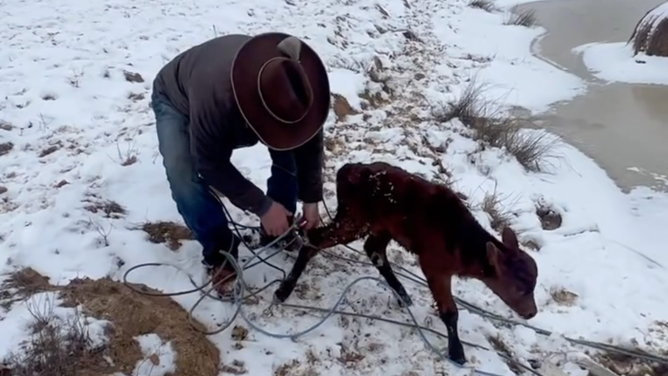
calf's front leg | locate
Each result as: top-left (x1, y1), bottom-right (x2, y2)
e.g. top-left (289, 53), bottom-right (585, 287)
top-left (422, 267), bottom-right (466, 365)
top-left (274, 211), bottom-right (366, 303)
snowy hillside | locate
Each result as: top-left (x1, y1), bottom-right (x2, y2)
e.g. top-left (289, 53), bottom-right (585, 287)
top-left (1, 0), bottom-right (668, 375)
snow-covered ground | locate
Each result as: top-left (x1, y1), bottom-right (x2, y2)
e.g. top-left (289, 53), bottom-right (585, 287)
top-left (575, 42), bottom-right (668, 85)
top-left (1, 0), bottom-right (668, 375)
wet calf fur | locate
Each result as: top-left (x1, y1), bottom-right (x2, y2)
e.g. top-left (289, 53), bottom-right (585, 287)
top-left (274, 161), bottom-right (539, 365)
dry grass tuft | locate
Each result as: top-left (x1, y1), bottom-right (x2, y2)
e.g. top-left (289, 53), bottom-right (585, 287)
top-left (550, 286), bottom-right (578, 306)
top-left (332, 94), bottom-right (359, 122)
top-left (141, 221), bottom-right (194, 250)
top-left (436, 80), bottom-right (560, 172)
top-left (2, 268), bottom-right (221, 376)
top-left (594, 348), bottom-right (668, 376)
top-left (486, 334), bottom-right (523, 374)
top-left (479, 188), bottom-right (514, 232)
top-left (84, 199), bottom-right (126, 218)
top-left (4, 298), bottom-right (100, 376)
top-left (628, 2), bottom-right (668, 57)
top-left (504, 9), bottom-right (538, 27)
top-left (469, 0), bottom-right (496, 12)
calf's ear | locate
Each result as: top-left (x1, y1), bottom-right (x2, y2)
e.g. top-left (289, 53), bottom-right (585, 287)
top-left (486, 242), bottom-right (501, 271)
top-left (501, 227), bottom-right (519, 252)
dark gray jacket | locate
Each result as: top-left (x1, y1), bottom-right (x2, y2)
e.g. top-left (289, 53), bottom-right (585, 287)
top-left (153, 35), bottom-right (324, 217)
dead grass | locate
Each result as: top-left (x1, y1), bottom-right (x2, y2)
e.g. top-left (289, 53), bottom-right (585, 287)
top-left (469, 0), bottom-right (496, 12)
top-left (141, 221), bottom-right (194, 250)
top-left (1, 267), bottom-right (221, 376)
top-left (123, 70), bottom-right (144, 83)
top-left (0, 120), bottom-right (13, 131)
top-left (628, 3), bottom-right (668, 57)
top-left (486, 334), bottom-right (523, 374)
top-left (503, 9), bottom-right (538, 27)
top-left (476, 183), bottom-right (514, 232)
top-left (4, 298), bottom-right (102, 376)
top-left (435, 80), bottom-right (560, 172)
top-left (550, 286), bottom-right (578, 306)
top-left (332, 94), bottom-right (359, 122)
top-left (83, 199), bottom-right (126, 218)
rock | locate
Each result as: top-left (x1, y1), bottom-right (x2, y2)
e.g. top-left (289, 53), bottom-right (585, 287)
top-left (537, 207), bottom-right (562, 230)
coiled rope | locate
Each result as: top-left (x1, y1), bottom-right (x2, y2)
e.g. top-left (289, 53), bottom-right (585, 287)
top-left (123, 196), bottom-right (668, 376)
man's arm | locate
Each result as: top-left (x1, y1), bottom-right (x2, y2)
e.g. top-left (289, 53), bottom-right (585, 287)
top-left (189, 96), bottom-right (273, 217)
top-left (293, 128), bottom-right (325, 203)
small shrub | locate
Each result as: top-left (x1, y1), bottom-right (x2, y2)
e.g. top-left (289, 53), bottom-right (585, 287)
top-left (479, 188), bottom-right (514, 232)
top-left (504, 9), bottom-right (537, 27)
top-left (4, 298), bottom-right (94, 376)
top-left (436, 80), bottom-right (560, 172)
top-left (628, 2), bottom-right (668, 57)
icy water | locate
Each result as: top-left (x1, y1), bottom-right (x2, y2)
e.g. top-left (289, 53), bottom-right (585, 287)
top-left (516, 0), bottom-right (668, 192)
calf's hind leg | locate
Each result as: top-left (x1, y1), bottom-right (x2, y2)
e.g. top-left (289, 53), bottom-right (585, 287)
top-left (364, 232), bottom-right (412, 307)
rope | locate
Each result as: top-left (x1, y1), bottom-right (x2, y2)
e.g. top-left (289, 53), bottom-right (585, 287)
top-left (122, 193), bottom-right (668, 376)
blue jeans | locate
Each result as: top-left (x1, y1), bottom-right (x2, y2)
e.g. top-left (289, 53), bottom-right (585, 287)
top-left (151, 92), bottom-right (299, 267)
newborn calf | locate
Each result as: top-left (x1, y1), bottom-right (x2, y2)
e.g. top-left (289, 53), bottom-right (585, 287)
top-left (275, 161), bottom-right (538, 365)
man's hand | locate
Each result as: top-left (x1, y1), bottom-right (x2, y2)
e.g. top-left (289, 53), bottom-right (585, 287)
top-left (261, 201), bottom-right (292, 236)
top-left (302, 202), bottom-right (321, 230)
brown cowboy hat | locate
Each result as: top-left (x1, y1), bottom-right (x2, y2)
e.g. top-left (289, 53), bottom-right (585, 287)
top-left (231, 32), bottom-right (331, 151)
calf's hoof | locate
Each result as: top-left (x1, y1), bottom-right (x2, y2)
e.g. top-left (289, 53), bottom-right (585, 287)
top-left (448, 344), bottom-right (466, 365)
top-left (273, 282), bottom-right (294, 303)
top-left (397, 291), bottom-right (413, 307)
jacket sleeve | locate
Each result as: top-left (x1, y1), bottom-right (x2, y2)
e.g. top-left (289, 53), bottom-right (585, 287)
top-left (293, 128), bottom-right (325, 203)
top-left (188, 95), bottom-right (273, 217)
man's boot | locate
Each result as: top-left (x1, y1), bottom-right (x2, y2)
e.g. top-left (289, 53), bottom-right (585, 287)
top-left (203, 233), bottom-right (241, 297)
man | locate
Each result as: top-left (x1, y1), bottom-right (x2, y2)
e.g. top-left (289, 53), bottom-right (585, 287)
top-left (150, 32), bottom-right (331, 295)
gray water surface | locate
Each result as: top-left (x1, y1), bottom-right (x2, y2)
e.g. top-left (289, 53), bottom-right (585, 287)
top-left (515, 0), bottom-right (668, 192)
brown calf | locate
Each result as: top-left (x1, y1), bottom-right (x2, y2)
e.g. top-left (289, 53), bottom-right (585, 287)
top-left (274, 161), bottom-right (539, 365)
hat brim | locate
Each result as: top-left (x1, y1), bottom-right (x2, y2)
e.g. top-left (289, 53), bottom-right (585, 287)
top-left (231, 32), bottom-right (331, 151)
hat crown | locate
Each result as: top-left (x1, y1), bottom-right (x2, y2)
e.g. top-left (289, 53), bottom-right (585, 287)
top-left (257, 38), bottom-right (314, 124)
top-left (231, 32), bottom-right (331, 150)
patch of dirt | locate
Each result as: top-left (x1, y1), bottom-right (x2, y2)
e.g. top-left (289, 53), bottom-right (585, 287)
top-left (550, 287), bottom-right (578, 306)
top-left (54, 180), bottom-right (69, 188)
top-left (39, 145), bottom-right (60, 158)
top-left (332, 94), bottom-right (358, 122)
top-left (141, 221), bottom-right (194, 250)
top-left (128, 92), bottom-right (145, 101)
top-left (595, 349), bottom-right (668, 376)
top-left (536, 206), bottom-right (562, 231)
top-left (123, 70), bottom-right (144, 83)
top-left (0, 120), bottom-right (13, 131)
top-left (0, 142), bottom-right (14, 157)
top-left (221, 360), bottom-right (247, 375)
top-left (487, 334), bottom-right (523, 374)
top-left (83, 198), bottom-right (126, 218)
top-left (1, 268), bottom-right (221, 376)
top-left (274, 359), bottom-right (319, 376)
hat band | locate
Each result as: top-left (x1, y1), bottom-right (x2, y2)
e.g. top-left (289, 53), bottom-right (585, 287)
top-left (256, 57), bottom-right (313, 125)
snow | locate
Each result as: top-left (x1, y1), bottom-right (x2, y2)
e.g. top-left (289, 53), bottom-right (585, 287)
top-left (575, 42), bottom-right (668, 85)
top-left (132, 334), bottom-right (177, 376)
top-left (1, 0), bottom-right (668, 375)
